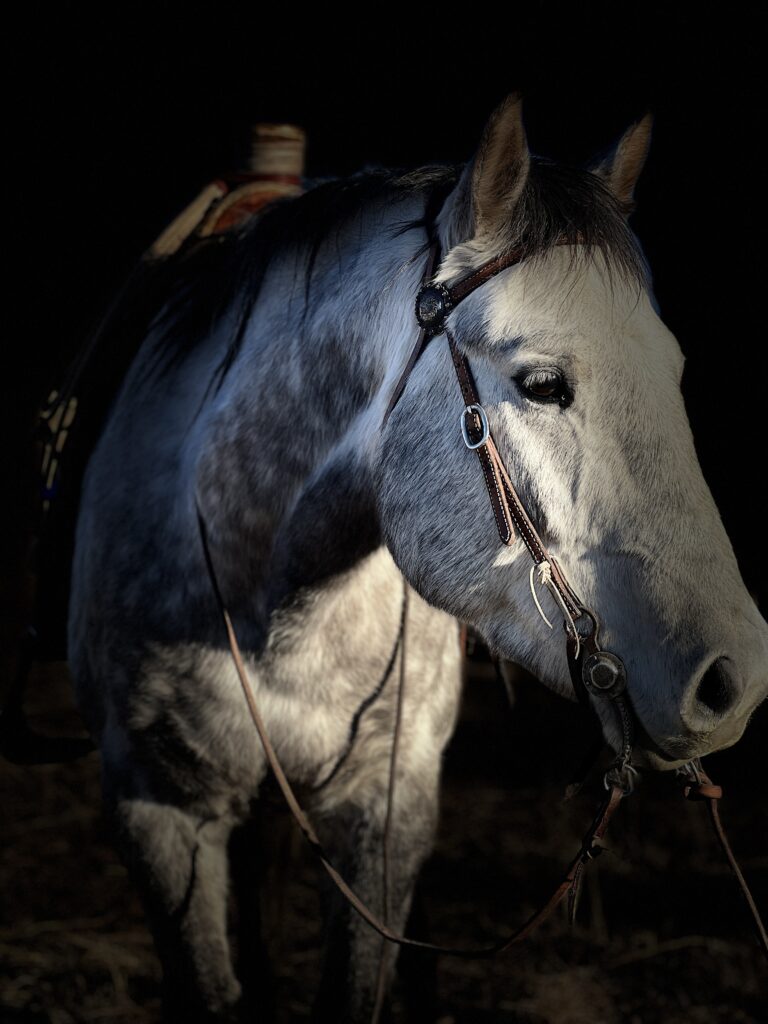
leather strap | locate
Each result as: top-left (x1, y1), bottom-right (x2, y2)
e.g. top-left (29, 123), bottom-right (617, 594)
top-left (448, 244), bottom-right (529, 304)
top-left (446, 327), bottom-right (589, 630)
top-left (681, 762), bottom-right (768, 960)
top-left (381, 241), bottom-right (443, 427)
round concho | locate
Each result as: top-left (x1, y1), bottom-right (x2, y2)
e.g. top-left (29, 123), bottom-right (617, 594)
top-left (582, 650), bottom-right (627, 698)
top-left (415, 282), bottom-right (453, 333)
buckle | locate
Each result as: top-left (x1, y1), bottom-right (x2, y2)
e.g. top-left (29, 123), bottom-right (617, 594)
top-left (461, 404), bottom-right (490, 449)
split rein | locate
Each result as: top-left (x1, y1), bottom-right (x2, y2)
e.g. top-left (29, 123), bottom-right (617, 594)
top-left (195, 231), bottom-right (768, 975)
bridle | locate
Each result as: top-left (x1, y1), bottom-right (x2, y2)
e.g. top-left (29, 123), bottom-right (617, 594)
top-left (382, 232), bottom-right (637, 793)
top-left (196, 208), bottom-right (767, 1009)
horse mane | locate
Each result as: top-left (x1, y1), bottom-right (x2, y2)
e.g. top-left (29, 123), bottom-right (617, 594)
top-left (138, 156), bottom-right (649, 391)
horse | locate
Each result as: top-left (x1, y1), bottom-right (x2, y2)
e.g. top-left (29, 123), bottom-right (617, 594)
top-left (67, 93), bottom-right (768, 1022)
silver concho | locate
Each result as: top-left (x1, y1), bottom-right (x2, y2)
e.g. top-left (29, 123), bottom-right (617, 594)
top-left (415, 282), bottom-right (453, 333)
top-left (582, 650), bottom-right (627, 698)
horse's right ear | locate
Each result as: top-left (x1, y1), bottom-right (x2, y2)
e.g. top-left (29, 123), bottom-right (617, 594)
top-left (438, 93), bottom-right (531, 248)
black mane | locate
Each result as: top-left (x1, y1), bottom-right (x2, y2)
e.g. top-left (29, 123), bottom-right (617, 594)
top-left (138, 157), bottom-right (648, 388)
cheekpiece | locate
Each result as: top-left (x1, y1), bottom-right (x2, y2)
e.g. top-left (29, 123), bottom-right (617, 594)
top-left (415, 282), bottom-right (453, 334)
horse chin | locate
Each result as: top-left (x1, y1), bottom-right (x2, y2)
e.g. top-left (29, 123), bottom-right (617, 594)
top-left (628, 713), bottom-right (749, 773)
top-left (630, 746), bottom-right (692, 773)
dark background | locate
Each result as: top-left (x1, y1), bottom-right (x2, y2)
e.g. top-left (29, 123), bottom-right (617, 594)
top-left (2, 6), bottom-right (767, 1023)
top-left (6, 2), bottom-right (766, 599)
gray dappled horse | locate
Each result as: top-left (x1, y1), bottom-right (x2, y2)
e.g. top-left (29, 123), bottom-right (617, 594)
top-left (68, 95), bottom-right (768, 1021)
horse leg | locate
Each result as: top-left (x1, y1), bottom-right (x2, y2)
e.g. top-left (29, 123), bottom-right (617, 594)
top-left (311, 776), bottom-right (440, 1024)
top-left (103, 771), bottom-right (243, 1023)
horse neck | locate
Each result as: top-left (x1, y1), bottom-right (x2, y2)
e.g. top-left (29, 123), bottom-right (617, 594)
top-left (194, 194), bottom-right (431, 620)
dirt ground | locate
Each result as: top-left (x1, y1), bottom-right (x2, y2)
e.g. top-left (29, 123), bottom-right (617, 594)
top-left (1, 651), bottom-right (765, 1024)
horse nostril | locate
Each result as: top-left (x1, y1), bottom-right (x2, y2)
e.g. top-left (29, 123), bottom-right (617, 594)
top-left (695, 658), bottom-right (738, 717)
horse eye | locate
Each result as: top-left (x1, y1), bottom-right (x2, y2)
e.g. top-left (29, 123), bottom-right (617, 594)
top-left (517, 369), bottom-right (572, 407)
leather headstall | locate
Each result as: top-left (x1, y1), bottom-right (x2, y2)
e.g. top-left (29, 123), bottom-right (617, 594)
top-left (381, 232), bottom-right (637, 784)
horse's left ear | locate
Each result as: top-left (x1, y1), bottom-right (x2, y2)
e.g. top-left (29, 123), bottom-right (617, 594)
top-left (590, 113), bottom-right (653, 214)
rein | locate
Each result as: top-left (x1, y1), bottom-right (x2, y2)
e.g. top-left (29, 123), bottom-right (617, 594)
top-left (197, 505), bottom-right (628, 960)
top-left (196, 219), bottom-right (768, 1005)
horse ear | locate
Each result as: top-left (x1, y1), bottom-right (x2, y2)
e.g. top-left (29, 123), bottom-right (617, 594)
top-left (442, 93), bottom-right (530, 245)
top-left (591, 113), bottom-right (653, 213)
top-left (471, 93), bottom-right (530, 237)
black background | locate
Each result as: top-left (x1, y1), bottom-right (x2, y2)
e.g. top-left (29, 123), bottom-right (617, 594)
top-left (7, 3), bottom-right (766, 600)
top-left (1, 8), bottom-right (766, 1021)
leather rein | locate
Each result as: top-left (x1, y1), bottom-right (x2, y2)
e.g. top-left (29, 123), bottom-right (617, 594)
top-left (197, 223), bottom-right (768, 975)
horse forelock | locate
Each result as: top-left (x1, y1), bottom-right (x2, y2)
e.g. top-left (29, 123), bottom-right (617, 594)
top-left (435, 156), bottom-right (650, 295)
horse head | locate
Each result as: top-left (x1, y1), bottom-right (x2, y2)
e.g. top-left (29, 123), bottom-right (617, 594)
top-left (375, 94), bottom-right (768, 770)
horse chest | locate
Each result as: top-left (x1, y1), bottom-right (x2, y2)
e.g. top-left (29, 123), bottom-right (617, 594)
top-left (127, 645), bottom-right (362, 792)
top-left (109, 549), bottom-right (414, 798)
